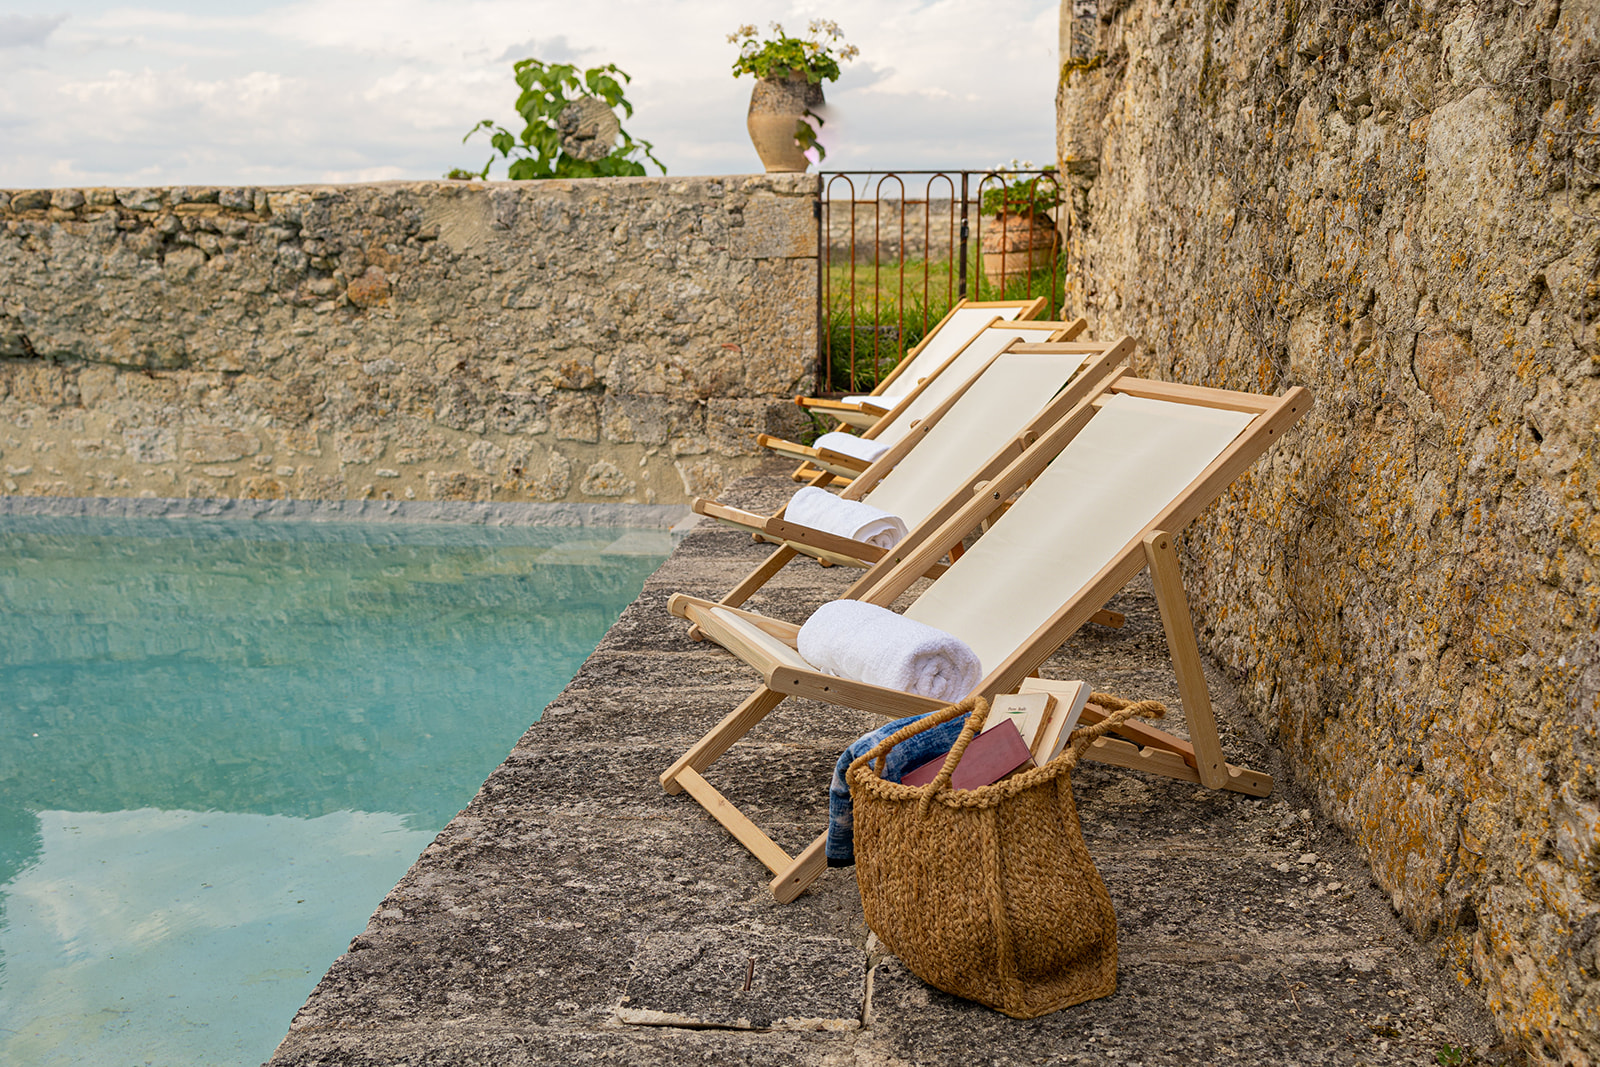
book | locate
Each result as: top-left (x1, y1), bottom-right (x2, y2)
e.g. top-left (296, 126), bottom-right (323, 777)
top-left (980, 692), bottom-right (1057, 751)
top-left (901, 718), bottom-right (1035, 791)
top-left (1030, 680), bottom-right (1093, 765)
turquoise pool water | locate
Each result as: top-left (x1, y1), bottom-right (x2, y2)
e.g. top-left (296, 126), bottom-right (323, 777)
top-left (0, 515), bottom-right (669, 1066)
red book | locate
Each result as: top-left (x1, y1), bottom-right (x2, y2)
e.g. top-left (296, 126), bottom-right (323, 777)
top-left (900, 719), bottom-right (1036, 791)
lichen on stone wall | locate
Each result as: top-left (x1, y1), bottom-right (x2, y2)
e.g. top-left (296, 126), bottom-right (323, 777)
top-left (1060, 0), bottom-right (1600, 1060)
top-left (0, 175), bottom-right (819, 506)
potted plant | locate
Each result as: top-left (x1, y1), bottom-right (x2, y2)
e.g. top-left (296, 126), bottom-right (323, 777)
top-left (729, 20), bottom-right (858, 173)
top-left (978, 161), bottom-right (1063, 288)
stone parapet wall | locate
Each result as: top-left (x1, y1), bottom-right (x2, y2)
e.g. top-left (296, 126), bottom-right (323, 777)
top-left (1058, 0), bottom-right (1598, 1060)
top-left (0, 175), bottom-right (818, 506)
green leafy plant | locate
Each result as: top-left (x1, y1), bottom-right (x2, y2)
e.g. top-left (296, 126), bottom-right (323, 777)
top-left (1436, 1044), bottom-right (1475, 1066)
top-left (448, 59), bottom-right (664, 180)
top-left (728, 20), bottom-right (858, 83)
top-left (979, 160), bottom-right (1064, 218)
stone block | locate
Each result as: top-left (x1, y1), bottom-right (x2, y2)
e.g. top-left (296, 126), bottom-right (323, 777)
top-left (551, 395), bottom-right (600, 442)
top-left (181, 427), bottom-right (260, 464)
top-left (705, 398), bottom-right (770, 457)
top-left (601, 394), bottom-right (701, 446)
top-left (674, 458), bottom-right (724, 498)
top-left (424, 470), bottom-right (490, 501)
top-left (579, 460), bottom-right (636, 498)
top-left (334, 431), bottom-right (387, 464)
top-left (730, 195), bottom-right (817, 260)
top-left (123, 427), bottom-right (176, 464)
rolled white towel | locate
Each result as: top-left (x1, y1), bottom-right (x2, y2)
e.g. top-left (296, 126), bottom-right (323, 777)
top-left (784, 486), bottom-right (908, 550)
top-left (812, 431), bottom-right (890, 464)
top-left (797, 600), bottom-right (982, 702)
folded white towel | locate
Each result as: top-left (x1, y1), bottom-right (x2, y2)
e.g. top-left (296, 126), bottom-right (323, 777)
top-left (797, 600), bottom-right (982, 702)
top-left (812, 431), bottom-right (890, 464)
top-left (841, 394), bottom-right (895, 409)
top-left (784, 486), bottom-right (908, 550)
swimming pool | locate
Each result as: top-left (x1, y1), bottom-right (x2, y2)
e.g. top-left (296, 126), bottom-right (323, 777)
top-left (0, 514), bottom-right (670, 1066)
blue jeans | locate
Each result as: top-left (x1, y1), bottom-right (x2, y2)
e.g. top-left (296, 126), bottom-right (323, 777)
top-left (825, 710), bottom-right (970, 867)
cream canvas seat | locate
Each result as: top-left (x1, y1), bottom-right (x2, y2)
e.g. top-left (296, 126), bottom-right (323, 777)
top-left (799, 297), bottom-right (1049, 432)
top-left (663, 372), bottom-right (1311, 902)
top-left (761, 318), bottom-right (1084, 480)
top-left (693, 337), bottom-right (1134, 614)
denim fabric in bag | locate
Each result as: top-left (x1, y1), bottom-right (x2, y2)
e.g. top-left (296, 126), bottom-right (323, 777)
top-left (826, 710), bottom-right (970, 866)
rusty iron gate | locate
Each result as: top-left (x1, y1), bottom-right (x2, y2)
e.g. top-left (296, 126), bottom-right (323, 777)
top-left (814, 168), bottom-right (1066, 396)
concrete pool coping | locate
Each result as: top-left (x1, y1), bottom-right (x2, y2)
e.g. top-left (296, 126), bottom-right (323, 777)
top-left (263, 467), bottom-right (1515, 1066)
top-left (0, 495), bottom-right (694, 529)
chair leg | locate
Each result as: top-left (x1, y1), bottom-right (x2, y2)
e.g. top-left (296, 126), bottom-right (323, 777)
top-left (770, 832), bottom-right (829, 903)
top-left (1142, 530), bottom-right (1229, 790)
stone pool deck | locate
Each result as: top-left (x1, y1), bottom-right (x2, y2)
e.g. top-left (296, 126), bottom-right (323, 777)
top-left (267, 468), bottom-right (1514, 1066)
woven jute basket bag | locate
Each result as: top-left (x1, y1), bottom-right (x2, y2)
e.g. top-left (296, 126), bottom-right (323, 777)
top-left (846, 692), bottom-right (1164, 1018)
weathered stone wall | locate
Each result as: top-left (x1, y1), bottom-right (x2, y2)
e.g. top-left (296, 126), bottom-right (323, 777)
top-left (1058, 0), bottom-right (1599, 1060)
top-left (0, 176), bottom-right (817, 506)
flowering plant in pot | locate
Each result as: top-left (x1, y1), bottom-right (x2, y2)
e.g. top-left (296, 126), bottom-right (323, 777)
top-left (978, 161), bottom-right (1063, 288)
top-left (729, 20), bottom-right (858, 171)
top-left (979, 160), bottom-right (1064, 219)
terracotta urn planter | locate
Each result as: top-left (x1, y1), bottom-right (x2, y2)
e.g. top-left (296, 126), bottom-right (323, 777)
top-left (747, 71), bottom-right (822, 173)
top-left (980, 212), bottom-right (1060, 288)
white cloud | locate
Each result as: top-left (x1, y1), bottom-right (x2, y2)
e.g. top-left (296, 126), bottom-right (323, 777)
top-left (0, 14), bottom-right (67, 48)
top-left (0, 0), bottom-right (1060, 187)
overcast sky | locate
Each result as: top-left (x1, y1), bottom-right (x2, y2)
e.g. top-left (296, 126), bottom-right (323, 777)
top-left (0, 0), bottom-right (1061, 189)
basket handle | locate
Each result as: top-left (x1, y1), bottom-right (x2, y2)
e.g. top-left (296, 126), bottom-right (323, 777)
top-left (846, 695), bottom-right (981, 790)
top-left (913, 696), bottom-right (990, 815)
top-left (1060, 692), bottom-right (1168, 772)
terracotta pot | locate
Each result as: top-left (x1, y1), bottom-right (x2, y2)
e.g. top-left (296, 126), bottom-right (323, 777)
top-left (980, 212), bottom-right (1059, 287)
top-left (747, 71), bottom-right (822, 173)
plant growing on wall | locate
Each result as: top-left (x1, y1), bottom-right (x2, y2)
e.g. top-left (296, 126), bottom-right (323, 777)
top-left (448, 59), bottom-right (665, 180)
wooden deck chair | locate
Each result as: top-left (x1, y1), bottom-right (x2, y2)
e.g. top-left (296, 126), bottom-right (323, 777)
top-left (762, 318), bottom-right (1085, 484)
top-left (786, 300), bottom-right (1059, 482)
top-left (693, 337), bottom-right (1135, 616)
top-left (663, 373), bottom-right (1310, 902)
top-left (801, 297), bottom-right (1049, 430)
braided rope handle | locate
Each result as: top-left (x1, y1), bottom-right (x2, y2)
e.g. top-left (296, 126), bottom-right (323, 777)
top-left (1060, 692), bottom-right (1168, 772)
top-left (914, 696), bottom-right (990, 816)
top-left (844, 690), bottom-right (1168, 808)
top-left (847, 695), bottom-right (981, 790)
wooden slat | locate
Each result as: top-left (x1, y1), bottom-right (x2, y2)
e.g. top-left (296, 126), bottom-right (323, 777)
top-left (676, 595), bottom-right (801, 647)
top-left (759, 435), bottom-right (822, 465)
top-left (719, 545), bottom-right (801, 609)
top-left (674, 767), bottom-right (793, 875)
top-left (693, 499), bottom-right (767, 535)
top-left (797, 396), bottom-right (890, 417)
top-left (1143, 530), bottom-right (1228, 788)
top-left (771, 832), bottom-right (830, 903)
top-left (1111, 377), bottom-right (1278, 413)
top-left (810, 447), bottom-right (874, 474)
top-left (768, 665), bottom-right (948, 718)
top-left (1081, 737), bottom-right (1272, 797)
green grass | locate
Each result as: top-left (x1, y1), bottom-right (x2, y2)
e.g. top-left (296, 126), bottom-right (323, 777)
top-left (819, 253), bottom-right (1063, 394)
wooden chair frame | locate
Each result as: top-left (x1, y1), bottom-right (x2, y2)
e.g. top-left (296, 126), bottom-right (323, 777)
top-left (783, 307), bottom-right (1073, 480)
top-left (695, 338), bottom-right (1135, 615)
top-left (661, 373), bottom-right (1311, 903)
top-left (803, 297), bottom-right (1049, 413)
